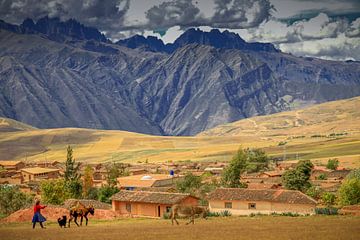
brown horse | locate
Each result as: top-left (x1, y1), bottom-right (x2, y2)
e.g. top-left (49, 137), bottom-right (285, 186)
top-left (171, 204), bottom-right (208, 225)
top-left (68, 202), bottom-right (95, 227)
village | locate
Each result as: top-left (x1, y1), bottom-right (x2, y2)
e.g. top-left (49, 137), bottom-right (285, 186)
top-left (0, 146), bottom-right (357, 220)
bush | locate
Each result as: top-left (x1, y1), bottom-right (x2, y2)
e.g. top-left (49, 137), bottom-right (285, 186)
top-left (220, 210), bottom-right (232, 217)
top-left (40, 179), bottom-right (68, 205)
top-left (207, 211), bottom-right (221, 217)
top-left (337, 178), bottom-right (360, 206)
top-left (163, 212), bottom-right (171, 219)
top-left (306, 186), bottom-right (323, 200)
top-left (326, 158), bottom-right (339, 170)
top-left (317, 174), bottom-right (327, 180)
top-left (207, 211), bottom-right (232, 217)
top-left (321, 192), bottom-right (336, 206)
top-left (315, 207), bottom-right (338, 215)
top-left (98, 185), bottom-right (119, 203)
top-left (270, 212), bottom-right (301, 217)
top-left (0, 185), bottom-right (34, 215)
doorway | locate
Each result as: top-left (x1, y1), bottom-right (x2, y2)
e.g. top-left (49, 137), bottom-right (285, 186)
top-left (157, 205), bottom-right (161, 217)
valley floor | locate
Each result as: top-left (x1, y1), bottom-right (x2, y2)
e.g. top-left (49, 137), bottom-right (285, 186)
top-left (1, 216), bottom-right (360, 240)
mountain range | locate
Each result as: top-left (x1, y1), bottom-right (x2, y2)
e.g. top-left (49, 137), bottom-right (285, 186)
top-left (0, 16), bottom-right (360, 136)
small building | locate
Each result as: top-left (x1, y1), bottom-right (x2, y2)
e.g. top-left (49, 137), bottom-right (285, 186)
top-left (20, 167), bottom-right (60, 182)
top-left (128, 168), bottom-right (148, 176)
top-left (117, 174), bottom-right (181, 190)
top-left (259, 170), bottom-right (285, 178)
top-left (208, 188), bottom-right (316, 215)
top-left (135, 186), bottom-right (177, 193)
top-left (0, 161), bottom-right (25, 171)
top-left (111, 190), bottom-right (199, 218)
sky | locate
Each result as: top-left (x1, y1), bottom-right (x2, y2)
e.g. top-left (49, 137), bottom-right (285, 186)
top-left (0, 0), bottom-right (359, 61)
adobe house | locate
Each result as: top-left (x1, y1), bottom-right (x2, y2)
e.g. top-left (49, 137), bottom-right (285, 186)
top-left (208, 188), bottom-right (316, 215)
top-left (128, 168), bottom-right (148, 176)
top-left (111, 190), bottom-right (199, 218)
top-left (259, 170), bottom-right (285, 178)
top-left (117, 174), bottom-right (181, 190)
top-left (0, 161), bottom-right (26, 171)
top-left (20, 167), bottom-right (60, 183)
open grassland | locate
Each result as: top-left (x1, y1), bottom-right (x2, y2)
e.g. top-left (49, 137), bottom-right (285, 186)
top-left (1, 216), bottom-right (360, 240)
top-left (0, 97), bottom-right (360, 167)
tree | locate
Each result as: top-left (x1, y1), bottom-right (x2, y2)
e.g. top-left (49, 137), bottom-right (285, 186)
top-left (64, 145), bottom-right (80, 182)
top-left (306, 186), bottom-right (323, 200)
top-left (64, 146), bottom-right (82, 198)
top-left (83, 165), bottom-right (94, 198)
top-left (282, 160), bottom-right (314, 191)
top-left (98, 185), bottom-right (119, 204)
top-left (321, 192), bottom-right (336, 206)
top-left (176, 172), bottom-right (202, 195)
top-left (40, 179), bottom-right (67, 205)
top-left (338, 178), bottom-right (360, 206)
top-left (245, 148), bottom-right (269, 173)
top-left (106, 162), bottom-right (128, 186)
top-left (221, 148), bottom-right (248, 188)
top-left (0, 185), bottom-right (33, 215)
top-left (326, 158), bottom-right (339, 170)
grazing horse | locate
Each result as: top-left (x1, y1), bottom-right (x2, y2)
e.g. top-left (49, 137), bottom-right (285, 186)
top-left (171, 204), bottom-right (208, 225)
top-left (68, 202), bottom-right (95, 227)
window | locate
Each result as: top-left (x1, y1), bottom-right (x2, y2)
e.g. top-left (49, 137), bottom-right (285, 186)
top-left (248, 203), bottom-right (256, 209)
top-left (126, 203), bottom-right (131, 213)
top-left (166, 206), bottom-right (172, 213)
top-left (225, 202), bottom-right (232, 209)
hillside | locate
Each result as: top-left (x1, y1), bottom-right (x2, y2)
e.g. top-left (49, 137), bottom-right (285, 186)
top-left (0, 97), bottom-right (360, 168)
top-left (199, 96), bottom-right (360, 137)
top-left (0, 117), bottom-right (36, 132)
top-left (1, 17), bottom-right (360, 135)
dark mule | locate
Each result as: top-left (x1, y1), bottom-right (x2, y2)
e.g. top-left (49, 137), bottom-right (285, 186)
top-left (68, 202), bottom-right (95, 227)
top-left (171, 204), bottom-right (208, 225)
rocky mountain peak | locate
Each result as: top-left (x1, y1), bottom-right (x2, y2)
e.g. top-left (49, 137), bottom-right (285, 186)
top-left (18, 16), bottom-right (108, 42)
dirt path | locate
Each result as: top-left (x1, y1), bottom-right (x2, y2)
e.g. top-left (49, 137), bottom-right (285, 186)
top-left (0, 216), bottom-right (359, 240)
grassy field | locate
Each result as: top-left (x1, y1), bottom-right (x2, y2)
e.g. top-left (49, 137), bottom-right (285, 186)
top-left (1, 216), bottom-right (360, 240)
top-left (0, 97), bottom-right (359, 167)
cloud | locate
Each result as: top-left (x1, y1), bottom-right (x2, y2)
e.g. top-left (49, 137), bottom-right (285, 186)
top-left (346, 18), bottom-right (360, 37)
top-left (210, 0), bottom-right (274, 28)
top-left (0, 0), bottom-right (130, 38)
top-left (145, 0), bottom-right (202, 30)
top-left (143, 0), bottom-right (274, 30)
top-left (246, 13), bottom-right (358, 44)
top-left (279, 34), bottom-right (360, 61)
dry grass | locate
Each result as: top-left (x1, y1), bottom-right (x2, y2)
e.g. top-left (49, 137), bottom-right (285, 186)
top-left (0, 216), bottom-right (360, 240)
top-left (0, 97), bottom-right (360, 168)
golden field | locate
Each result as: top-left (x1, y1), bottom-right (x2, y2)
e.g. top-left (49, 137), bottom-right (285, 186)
top-left (0, 97), bottom-right (360, 167)
top-left (0, 216), bottom-right (360, 240)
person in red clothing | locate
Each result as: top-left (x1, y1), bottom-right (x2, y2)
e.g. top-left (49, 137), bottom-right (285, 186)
top-left (32, 200), bottom-right (47, 229)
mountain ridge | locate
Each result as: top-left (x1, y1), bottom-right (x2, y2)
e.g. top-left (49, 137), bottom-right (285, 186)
top-left (0, 17), bottom-right (360, 136)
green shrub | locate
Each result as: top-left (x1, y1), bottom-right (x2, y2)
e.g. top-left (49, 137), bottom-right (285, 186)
top-left (315, 207), bottom-right (338, 215)
top-left (0, 185), bottom-right (34, 215)
top-left (321, 192), bottom-right (336, 206)
top-left (207, 211), bottom-right (232, 217)
top-left (220, 210), bottom-right (232, 217)
top-left (163, 212), bottom-right (171, 219)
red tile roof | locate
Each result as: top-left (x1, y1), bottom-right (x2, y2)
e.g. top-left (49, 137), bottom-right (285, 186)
top-left (207, 188), bottom-right (316, 205)
top-left (111, 190), bottom-right (198, 205)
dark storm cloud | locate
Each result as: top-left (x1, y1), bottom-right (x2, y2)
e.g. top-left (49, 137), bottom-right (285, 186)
top-left (0, 0), bottom-right (130, 38)
top-left (145, 0), bottom-right (201, 29)
top-left (144, 0), bottom-right (274, 30)
top-left (211, 0), bottom-right (273, 28)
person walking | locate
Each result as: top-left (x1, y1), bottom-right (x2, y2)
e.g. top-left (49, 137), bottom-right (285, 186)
top-left (32, 200), bottom-right (47, 229)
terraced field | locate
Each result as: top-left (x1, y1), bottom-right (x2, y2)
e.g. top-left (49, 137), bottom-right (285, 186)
top-left (0, 97), bottom-right (359, 168)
